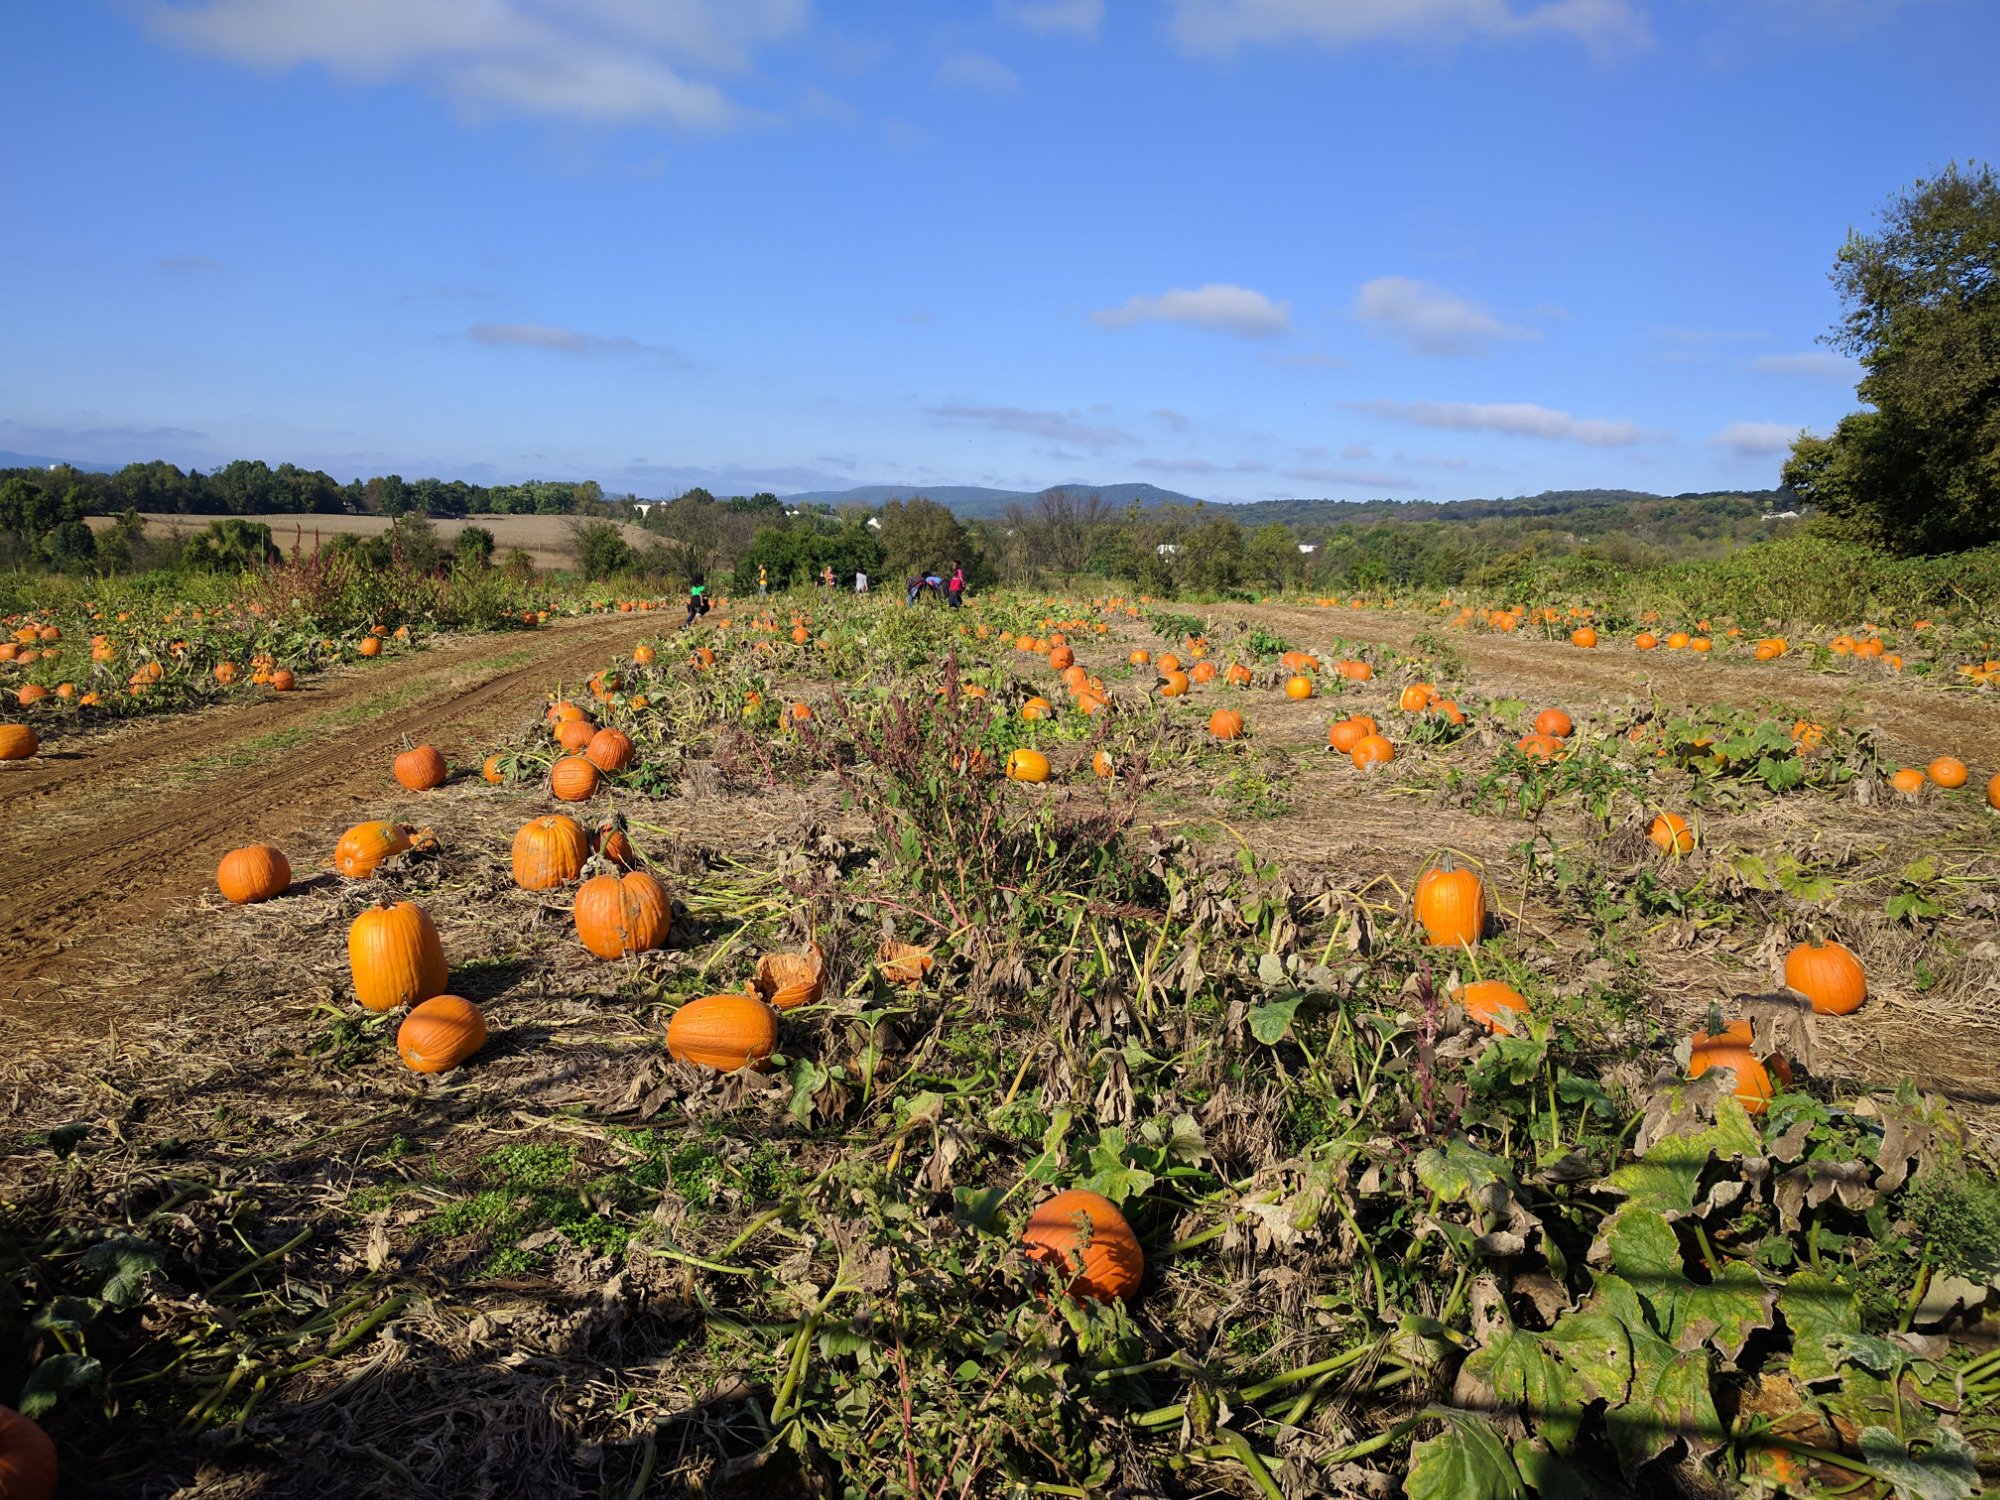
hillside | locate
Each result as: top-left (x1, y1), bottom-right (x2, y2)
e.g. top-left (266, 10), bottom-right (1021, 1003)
top-left (778, 481), bottom-right (1203, 519)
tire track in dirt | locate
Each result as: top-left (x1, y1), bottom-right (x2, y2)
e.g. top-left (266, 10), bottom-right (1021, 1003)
top-left (1231, 602), bottom-right (2000, 765)
top-left (0, 614), bottom-right (654, 996)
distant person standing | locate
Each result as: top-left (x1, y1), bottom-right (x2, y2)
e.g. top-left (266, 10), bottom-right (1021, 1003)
top-left (854, 570), bottom-right (868, 594)
top-left (947, 560), bottom-right (965, 609)
top-left (821, 565), bottom-right (835, 590)
top-left (758, 564), bottom-right (768, 596)
top-left (683, 577), bottom-right (709, 628)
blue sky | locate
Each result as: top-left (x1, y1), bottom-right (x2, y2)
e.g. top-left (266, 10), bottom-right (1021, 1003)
top-left (2, 1), bottom-right (1994, 503)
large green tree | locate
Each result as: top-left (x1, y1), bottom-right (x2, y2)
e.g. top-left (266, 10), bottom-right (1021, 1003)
top-left (1783, 162), bottom-right (2000, 553)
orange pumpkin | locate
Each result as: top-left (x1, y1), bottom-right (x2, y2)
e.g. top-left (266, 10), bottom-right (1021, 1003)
top-left (555, 718), bottom-right (596, 752)
top-left (393, 745), bottom-right (448, 791)
top-left (585, 727), bottom-right (634, 772)
top-left (397, 995), bottom-right (486, 1073)
top-left (1091, 749), bottom-right (1114, 779)
top-left (1021, 1189), bottom-right (1144, 1302)
top-left (1415, 862), bottom-right (1485, 948)
top-left (1458, 980), bottom-right (1528, 1036)
top-left (1928, 756), bottom-right (1968, 789)
top-left (1570, 627), bottom-right (1597, 649)
top-left (1208, 709), bottom-right (1245, 740)
top-left (1534, 708), bottom-right (1573, 739)
top-left (1022, 696), bottom-right (1055, 722)
top-left (0, 1405), bottom-right (56, 1500)
top-left (1649, 813), bottom-right (1695, 855)
top-left (1784, 941), bottom-right (1866, 1016)
top-left (358, 635), bottom-right (382, 657)
top-left (666, 993), bottom-right (778, 1071)
top-left (348, 901), bottom-right (448, 1012)
top-left (217, 843), bottom-right (291, 904)
top-left (550, 756), bottom-right (601, 802)
top-left (1889, 767), bottom-right (1927, 795)
top-left (333, 820), bottom-right (413, 878)
top-left (1516, 732), bottom-right (1562, 761)
top-left (511, 815), bottom-right (589, 890)
top-left (1688, 1020), bottom-right (1775, 1114)
top-left (1006, 748), bottom-right (1051, 783)
top-left (1399, 683), bottom-right (1434, 713)
top-left (0, 724), bottom-right (38, 760)
top-left (269, 668), bottom-right (296, 691)
top-left (1048, 645), bottom-right (1075, 671)
top-left (481, 753), bottom-right (506, 784)
top-left (1350, 733), bottom-right (1394, 769)
top-left (1327, 717), bottom-right (1370, 753)
top-left (1634, 632), bottom-right (1659, 650)
top-left (574, 869), bottom-right (671, 958)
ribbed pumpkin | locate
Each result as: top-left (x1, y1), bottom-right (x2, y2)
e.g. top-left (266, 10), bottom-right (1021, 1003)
top-left (1327, 717), bottom-right (1369, 754)
top-left (1457, 980), bottom-right (1528, 1036)
top-left (585, 727), bottom-right (634, 772)
top-left (1649, 812), bottom-right (1695, 855)
top-left (666, 993), bottom-right (778, 1071)
top-left (393, 744), bottom-right (448, 791)
top-left (1688, 1020), bottom-right (1775, 1114)
top-left (1784, 941), bottom-right (1867, 1016)
top-left (594, 819), bottom-right (637, 868)
top-left (1006, 748), bottom-right (1051, 783)
top-left (1021, 696), bottom-right (1054, 721)
top-left (511, 815), bottom-right (589, 890)
top-left (1516, 732), bottom-right (1562, 760)
top-left (396, 995), bottom-right (486, 1073)
top-left (358, 635), bottom-right (382, 657)
top-left (1399, 683), bottom-right (1433, 712)
top-left (1158, 671), bottom-right (1190, 698)
top-left (1021, 1189), bottom-right (1144, 1302)
top-left (0, 724), bottom-right (39, 760)
top-left (0, 1405), bottom-right (57, 1500)
top-left (1225, 663), bottom-right (1254, 686)
top-left (1415, 861), bottom-right (1485, 948)
top-left (348, 901), bottom-right (448, 1012)
top-left (550, 755), bottom-right (601, 802)
top-left (269, 668), bottom-right (296, 691)
top-left (217, 843), bottom-right (291, 904)
top-left (753, 942), bottom-right (825, 1010)
top-left (555, 718), bottom-right (596, 752)
top-left (1207, 709), bottom-right (1244, 741)
top-left (573, 870), bottom-right (671, 958)
top-left (1047, 645), bottom-right (1074, 670)
top-left (333, 820), bottom-right (412, 878)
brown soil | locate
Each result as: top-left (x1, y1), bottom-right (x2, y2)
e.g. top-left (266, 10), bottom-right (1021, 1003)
top-left (0, 613), bottom-right (666, 1011)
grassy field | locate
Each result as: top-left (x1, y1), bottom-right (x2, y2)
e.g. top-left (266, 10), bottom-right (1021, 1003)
top-left (82, 511), bottom-right (659, 572)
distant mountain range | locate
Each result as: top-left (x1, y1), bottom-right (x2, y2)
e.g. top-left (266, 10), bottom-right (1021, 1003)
top-left (777, 482), bottom-right (1202, 519)
top-left (0, 449), bottom-right (115, 473)
top-left (778, 481), bottom-right (1787, 529)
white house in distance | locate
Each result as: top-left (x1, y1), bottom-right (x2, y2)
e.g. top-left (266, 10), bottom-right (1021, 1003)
top-left (1298, 543), bottom-right (1318, 554)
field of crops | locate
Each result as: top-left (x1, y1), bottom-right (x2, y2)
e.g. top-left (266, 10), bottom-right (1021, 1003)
top-left (4, 585), bottom-right (2000, 1499)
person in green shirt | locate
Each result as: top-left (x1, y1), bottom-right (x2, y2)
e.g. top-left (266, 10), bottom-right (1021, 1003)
top-left (683, 578), bottom-right (709, 628)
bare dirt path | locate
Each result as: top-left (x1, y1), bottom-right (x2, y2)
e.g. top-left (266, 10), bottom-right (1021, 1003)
top-left (1222, 602), bottom-right (2000, 766)
top-left (0, 613), bottom-right (654, 1000)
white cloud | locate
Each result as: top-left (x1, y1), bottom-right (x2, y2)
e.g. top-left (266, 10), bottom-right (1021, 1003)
top-left (1167, 0), bottom-right (1651, 59)
top-left (144, 0), bottom-right (808, 129)
top-left (1710, 420), bottom-right (1799, 456)
top-left (1092, 283), bottom-right (1291, 338)
top-left (936, 50), bottom-right (1021, 95)
top-left (467, 322), bottom-right (689, 361)
top-left (1284, 464), bottom-right (1422, 489)
top-left (1351, 398), bottom-right (1642, 446)
top-left (1355, 276), bottom-right (1538, 357)
top-left (927, 403), bottom-right (1134, 450)
top-left (998, 0), bottom-right (1103, 37)
top-left (1135, 456), bottom-right (1269, 475)
top-left (1752, 351), bottom-right (1859, 380)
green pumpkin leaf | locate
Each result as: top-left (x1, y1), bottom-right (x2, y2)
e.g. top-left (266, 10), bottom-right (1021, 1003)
top-left (1248, 996), bottom-right (1302, 1045)
top-left (1778, 1271), bottom-right (1861, 1386)
top-left (1404, 1412), bottom-right (1528, 1500)
top-left (19, 1352), bottom-right (102, 1418)
top-left (1541, 1310), bottom-right (1634, 1404)
top-left (1661, 1261), bottom-right (1773, 1362)
top-left (1856, 1425), bottom-right (1980, 1500)
top-left (1463, 1329), bottom-right (1587, 1453)
top-left (1416, 1138), bottom-right (1515, 1206)
top-left (81, 1234), bottom-right (165, 1309)
top-left (1603, 1327), bottom-right (1722, 1473)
